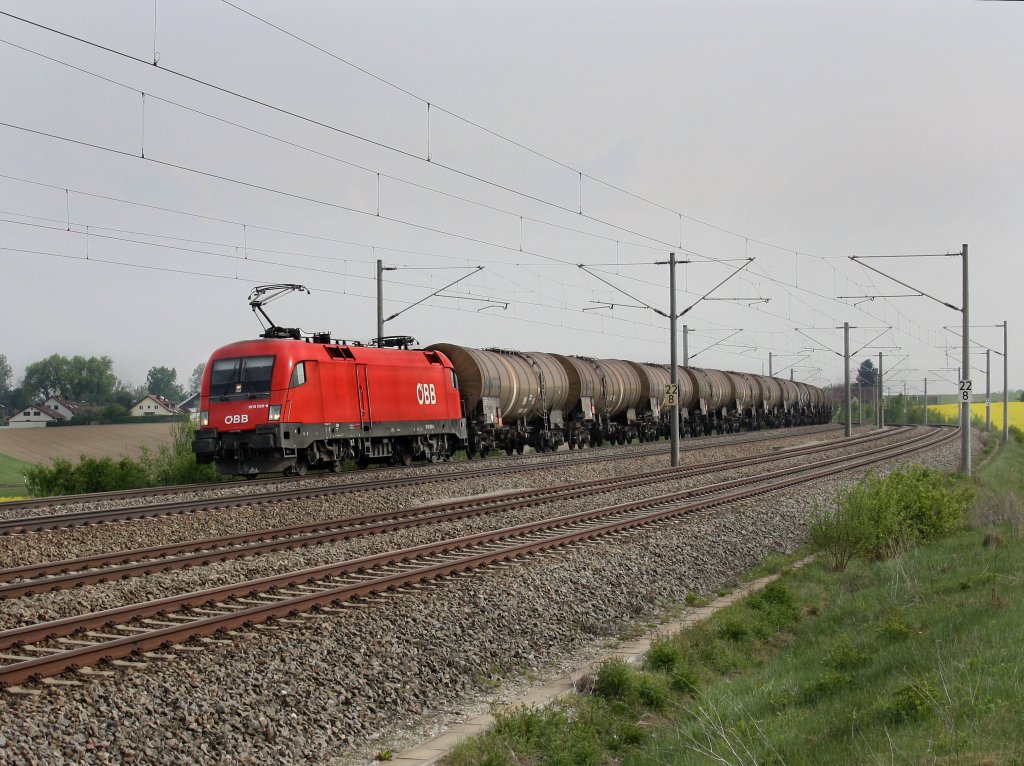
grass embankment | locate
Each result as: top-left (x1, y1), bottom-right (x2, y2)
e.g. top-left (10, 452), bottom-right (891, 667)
top-left (0, 453), bottom-right (33, 499)
top-left (448, 443), bottom-right (1024, 766)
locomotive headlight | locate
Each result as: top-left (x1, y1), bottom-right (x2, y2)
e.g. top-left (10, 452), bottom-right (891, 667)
top-left (268, 405), bottom-right (282, 422)
top-left (200, 410), bottom-right (209, 427)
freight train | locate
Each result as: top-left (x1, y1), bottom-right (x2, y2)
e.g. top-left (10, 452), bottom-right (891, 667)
top-left (193, 335), bottom-right (831, 477)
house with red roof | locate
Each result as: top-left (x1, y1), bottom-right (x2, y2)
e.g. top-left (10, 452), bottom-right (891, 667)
top-left (7, 402), bottom-right (68, 428)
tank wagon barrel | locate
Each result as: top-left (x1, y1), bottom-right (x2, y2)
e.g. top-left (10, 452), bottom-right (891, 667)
top-left (725, 371), bottom-right (762, 430)
top-left (425, 343), bottom-right (571, 455)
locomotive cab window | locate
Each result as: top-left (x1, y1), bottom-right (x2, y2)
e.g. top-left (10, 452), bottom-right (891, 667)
top-left (209, 356), bottom-right (275, 400)
top-left (289, 362), bottom-right (307, 388)
top-left (450, 369), bottom-right (458, 389)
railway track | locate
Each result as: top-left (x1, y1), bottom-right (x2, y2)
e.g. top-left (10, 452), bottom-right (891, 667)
top-left (0, 424), bottom-right (843, 534)
top-left (0, 425), bottom-right (954, 690)
top-left (0, 426), bottom-right (910, 598)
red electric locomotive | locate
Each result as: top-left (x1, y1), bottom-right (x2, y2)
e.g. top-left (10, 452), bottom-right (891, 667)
top-left (192, 286), bottom-right (466, 475)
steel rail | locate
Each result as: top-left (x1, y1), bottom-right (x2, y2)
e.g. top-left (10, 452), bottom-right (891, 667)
top-left (0, 425), bottom-right (843, 534)
top-left (0, 426), bottom-right (952, 688)
top-left (0, 426), bottom-right (909, 597)
top-left (1, 424), bottom-right (839, 512)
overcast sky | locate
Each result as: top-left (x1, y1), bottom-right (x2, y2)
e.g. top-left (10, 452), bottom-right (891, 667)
top-left (0, 0), bottom-right (1019, 398)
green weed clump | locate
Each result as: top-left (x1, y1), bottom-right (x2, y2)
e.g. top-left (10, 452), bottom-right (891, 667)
top-left (24, 416), bottom-right (219, 496)
top-left (809, 465), bottom-right (974, 568)
top-left (1009, 424), bottom-right (1023, 446)
top-left (879, 680), bottom-right (938, 723)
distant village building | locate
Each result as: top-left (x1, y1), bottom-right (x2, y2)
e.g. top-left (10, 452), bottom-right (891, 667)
top-left (177, 392), bottom-right (200, 413)
top-left (177, 392), bottom-right (201, 424)
top-left (43, 396), bottom-right (79, 421)
top-left (7, 403), bottom-right (67, 428)
top-left (130, 395), bottom-right (181, 417)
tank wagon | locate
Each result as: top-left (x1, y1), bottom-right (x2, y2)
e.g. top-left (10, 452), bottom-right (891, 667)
top-left (424, 344), bottom-right (571, 456)
top-left (194, 335), bottom-right (831, 476)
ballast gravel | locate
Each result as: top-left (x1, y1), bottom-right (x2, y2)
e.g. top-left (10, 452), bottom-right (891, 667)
top-left (0, 424), bottom-right (839, 522)
top-left (0, 428), bottom-right (913, 631)
top-left (0, 427), bottom-right (964, 766)
top-left (0, 425), bottom-right (871, 571)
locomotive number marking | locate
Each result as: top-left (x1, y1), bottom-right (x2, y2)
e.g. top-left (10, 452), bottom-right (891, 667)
top-left (416, 383), bottom-right (437, 405)
top-left (224, 414), bottom-right (249, 425)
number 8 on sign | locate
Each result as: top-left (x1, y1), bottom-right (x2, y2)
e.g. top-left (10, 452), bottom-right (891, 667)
top-left (959, 379), bottom-right (972, 403)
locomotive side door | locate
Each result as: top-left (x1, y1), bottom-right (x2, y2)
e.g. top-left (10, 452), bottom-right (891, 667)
top-left (355, 364), bottom-right (372, 431)
top-left (285, 360), bottom-right (324, 424)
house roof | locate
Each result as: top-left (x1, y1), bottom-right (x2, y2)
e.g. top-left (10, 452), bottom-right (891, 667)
top-left (13, 403), bottom-right (65, 420)
top-left (178, 392), bottom-right (201, 410)
top-left (45, 396), bottom-right (78, 411)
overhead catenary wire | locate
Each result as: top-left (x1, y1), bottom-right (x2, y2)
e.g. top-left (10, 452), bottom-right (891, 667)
top-left (0, 12), bottom-right (948, 344)
top-left (0, 47), bottom-right (935, 373)
top-left (0, 10), bottom-right (965, 379)
top-left (1, 123), bottom-right (823, 344)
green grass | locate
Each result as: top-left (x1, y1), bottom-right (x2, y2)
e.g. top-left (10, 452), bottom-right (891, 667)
top-left (446, 440), bottom-right (1024, 766)
top-left (0, 452), bottom-right (33, 495)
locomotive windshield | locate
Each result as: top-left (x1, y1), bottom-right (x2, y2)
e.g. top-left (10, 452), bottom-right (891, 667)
top-left (209, 356), bottom-right (275, 399)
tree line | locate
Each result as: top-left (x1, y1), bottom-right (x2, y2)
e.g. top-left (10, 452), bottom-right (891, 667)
top-left (0, 353), bottom-right (204, 420)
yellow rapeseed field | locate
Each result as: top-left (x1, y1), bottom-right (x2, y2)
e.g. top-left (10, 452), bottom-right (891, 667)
top-left (929, 401), bottom-right (1024, 429)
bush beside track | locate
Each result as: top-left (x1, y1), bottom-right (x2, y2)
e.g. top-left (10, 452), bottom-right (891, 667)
top-left (22, 418), bottom-right (218, 496)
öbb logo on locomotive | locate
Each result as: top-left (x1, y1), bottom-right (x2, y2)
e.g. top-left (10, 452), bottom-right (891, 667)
top-left (192, 333), bottom-right (831, 477)
top-left (416, 383), bottom-right (437, 405)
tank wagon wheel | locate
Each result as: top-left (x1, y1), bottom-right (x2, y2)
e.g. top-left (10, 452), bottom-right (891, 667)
top-left (516, 444), bottom-right (525, 455)
top-left (287, 460), bottom-right (308, 477)
top-left (330, 460), bottom-right (343, 473)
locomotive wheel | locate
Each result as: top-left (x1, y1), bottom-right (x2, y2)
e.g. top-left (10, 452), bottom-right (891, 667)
top-left (516, 444), bottom-right (525, 455)
top-left (505, 446), bottom-right (514, 456)
top-left (568, 440), bottom-right (576, 450)
top-left (356, 453), bottom-right (369, 470)
top-left (400, 444), bottom-right (413, 467)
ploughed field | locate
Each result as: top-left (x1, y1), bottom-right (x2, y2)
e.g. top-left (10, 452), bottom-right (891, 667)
top-left (0, 423), bottom-right (175, 465)
top-left (0, 425), bottom-right (964, 766)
